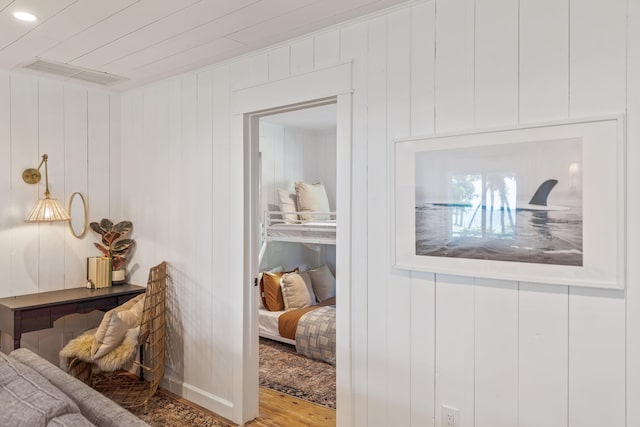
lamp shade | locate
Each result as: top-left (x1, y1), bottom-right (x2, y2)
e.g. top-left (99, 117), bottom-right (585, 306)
top-left (25, 196), bottom-right (71, 222)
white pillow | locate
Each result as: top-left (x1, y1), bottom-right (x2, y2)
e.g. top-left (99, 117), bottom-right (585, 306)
top-left (281, 272), bottom-right (316, 310)
top-left (308, 264), bottom-right (336, 302)
top-left (278, 188), bottom-right (298, 223)
top-left (91, 296), bottom-right (145, 359)
top-left (91, 310), bottom-right (130, 359)
top-left (295, 182), bottom-right (330, 221)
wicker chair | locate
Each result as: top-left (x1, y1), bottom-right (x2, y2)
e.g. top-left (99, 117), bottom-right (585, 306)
top-left (62, 261), bottom-right (167, 410)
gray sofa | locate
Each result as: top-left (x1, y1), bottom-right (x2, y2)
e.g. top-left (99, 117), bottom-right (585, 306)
top-left (0, 348), bottom-right (148, 427)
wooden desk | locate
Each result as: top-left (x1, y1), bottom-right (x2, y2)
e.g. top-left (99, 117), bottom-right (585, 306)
top-left (0, 284), bottom-right (145, 351)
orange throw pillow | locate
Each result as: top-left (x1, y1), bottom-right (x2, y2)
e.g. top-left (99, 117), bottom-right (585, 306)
top-left (262, 272), bottom-right (285, 311)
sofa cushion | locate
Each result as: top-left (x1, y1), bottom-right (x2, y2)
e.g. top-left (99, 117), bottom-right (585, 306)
top-left (0, 351), bottom-right (81, 426)
top-left (48, 413), bottom-right (96, 426)
top-left (11, 348), bottom-right (149, 427)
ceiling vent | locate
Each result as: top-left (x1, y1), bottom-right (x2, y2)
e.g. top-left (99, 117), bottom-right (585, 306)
top-left (22, 59), bottom-right (127, 86)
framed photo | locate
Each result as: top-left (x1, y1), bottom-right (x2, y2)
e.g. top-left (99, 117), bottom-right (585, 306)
top-left (392, 116), bottom-right (625, 289)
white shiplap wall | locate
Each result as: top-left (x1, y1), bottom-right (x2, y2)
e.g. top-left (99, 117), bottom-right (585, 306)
top-left (120, 0), bottom-right (637, 425)
top-left (0, 71), bottom-right (121, 364)
top-left (258, 121), bottom-right (337, 216)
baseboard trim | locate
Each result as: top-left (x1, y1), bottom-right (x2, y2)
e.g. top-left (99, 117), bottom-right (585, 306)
top-left (162, 375), bottom-right (234, 421)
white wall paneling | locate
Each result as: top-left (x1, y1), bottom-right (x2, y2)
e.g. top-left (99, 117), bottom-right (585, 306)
top-left (87, 91), bottom-right (111, 222)
top-left (290, 37), bottom-right (315, 75)
top-left (211, 65), bottom-right (233, 401)
top-left (36, 79), bottom-right (67, 362)
top-left (386, 8), bottom-right (412, 427)
top-left (569, 288), bottom-right (625, 427)
top-left (409, 3), bottom-right (436, 426)
top-left (519, 0), bottom-right (569, 122)
top-left (339, 19), bottom-right (369, 426)
top-left (315, 30), bottom-right (341, 69)
top-left (569, 0), bottom-right (626, 117)
top-left (10, 74), bottom-right (39, 298)
top-left (117, 0), bottom-right (637, 425)
top-left (162, 76), bottom-right (185, 392)
top-left (194, 69), bottom-right (214, 397)
top-left (472, 2), bottom-right (519, 425)
top-left (474, 279), bottom-right (518, 427)
top-left (518, 283), bottom-right (568, 427)
top-left (627, 0), bottom-right (640, 422)
top-left (517, 1), bottom-right (571, 427)
top-left (568, 1), bottom-right (627, 426)
top-left (268, 45), bottom-right (291, 81)
top-left (434, 0), bottom-right (475, 132)
top-left (38, 79), bottom-right (65, 295)
top-left (365, 15), bottom-right (389, 427)
top-left (109, 94), bottom-right (122, 217)
top-left (474, 0), bottom-right (518, 127)
top-left (435, 275), bottom-right (475, 427)
top-left (0, 71), bottom-right (120, 363)
top-left (410, 1), bottom-right (435, 136)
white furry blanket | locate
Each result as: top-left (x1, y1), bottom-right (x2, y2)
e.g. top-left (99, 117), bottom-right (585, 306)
top-left (59, 326), bottom-right (140, 381)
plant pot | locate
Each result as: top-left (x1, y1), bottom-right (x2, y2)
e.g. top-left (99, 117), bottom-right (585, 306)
top-left (112, 269), bottom-right (126, 285)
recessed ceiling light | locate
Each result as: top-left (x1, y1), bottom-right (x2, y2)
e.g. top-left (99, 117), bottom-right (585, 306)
top-left (13, 11), bottom-right (37, 22)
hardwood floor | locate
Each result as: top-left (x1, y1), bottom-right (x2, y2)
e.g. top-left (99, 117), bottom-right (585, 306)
top-left (248, 387), bottom-right (336, 427)
top-left (167, 386), bottom-right (335, 426)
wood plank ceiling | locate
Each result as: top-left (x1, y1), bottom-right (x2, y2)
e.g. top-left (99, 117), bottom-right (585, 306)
top-left (0, 0), bottom-right (409, 91)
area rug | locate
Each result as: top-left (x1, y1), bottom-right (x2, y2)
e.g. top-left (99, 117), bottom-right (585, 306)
top-left (129, 388), bottom-right (234, 426)
top-left (259, 337), bottom-right (336, 409)
top-left (90, 372), bottom-right (234, 426)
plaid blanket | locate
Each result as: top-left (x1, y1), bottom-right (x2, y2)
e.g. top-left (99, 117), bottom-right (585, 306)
top-left (295, 305), bottom-right (336, 365)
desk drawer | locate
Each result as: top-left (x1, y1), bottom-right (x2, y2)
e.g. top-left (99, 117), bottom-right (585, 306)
top-left (21, 308), bottom-right (51, 333)
top-left (77, 296), bottom-right (118, 313)
top-left (118, 293), bottom-right (142, 306)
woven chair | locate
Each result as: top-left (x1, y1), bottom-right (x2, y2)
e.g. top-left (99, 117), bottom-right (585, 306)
top-left (92, 261), bottom-right (167, 409)
top-left (61, 261), bottom-right (167, 411)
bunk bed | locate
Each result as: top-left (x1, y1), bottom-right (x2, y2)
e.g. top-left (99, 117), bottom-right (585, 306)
top-left (258, 210), bottom-right (336, 264)
top-left (258, 210), bottom-right (337, 365)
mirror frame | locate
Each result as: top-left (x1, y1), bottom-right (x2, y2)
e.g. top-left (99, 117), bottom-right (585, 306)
top-left (68, 192), bottom-right (88, 238)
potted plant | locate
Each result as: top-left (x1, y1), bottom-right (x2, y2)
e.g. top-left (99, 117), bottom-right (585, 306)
top-left (90, 218), bottom-right (135, 284)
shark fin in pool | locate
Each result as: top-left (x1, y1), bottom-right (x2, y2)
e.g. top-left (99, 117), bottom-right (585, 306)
top-left (527, 179), bottom-right (558, 206)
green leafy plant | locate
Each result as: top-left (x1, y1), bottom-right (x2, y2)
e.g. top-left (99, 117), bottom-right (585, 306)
top-left (89, 218), bottom-right (135, 270)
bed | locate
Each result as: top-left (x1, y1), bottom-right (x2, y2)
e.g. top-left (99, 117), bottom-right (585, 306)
top-left (259, 211), bottom-right (336, 265)
top-left (259, 308), bottom-right (295, 345)
top-left (258, 264), bottom-right (337, 365)
top-left (258, 182), bottom-right (337, 364)
top-left (259, 298), bottom-right (336, 365)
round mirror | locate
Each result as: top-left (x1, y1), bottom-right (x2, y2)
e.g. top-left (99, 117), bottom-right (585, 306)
top-left (68, 192), bottom-right (87, 238)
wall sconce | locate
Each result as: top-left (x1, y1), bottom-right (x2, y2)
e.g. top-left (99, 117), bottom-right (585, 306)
top-left (22, 154), bottom-right (71, 222)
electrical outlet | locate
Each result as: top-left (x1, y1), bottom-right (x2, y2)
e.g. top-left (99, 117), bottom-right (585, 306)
top-left (442, 405), bottom-right (460, 427)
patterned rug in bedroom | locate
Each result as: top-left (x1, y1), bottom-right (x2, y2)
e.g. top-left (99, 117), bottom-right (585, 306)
top-left (259, 337), bottom-right (336, 409)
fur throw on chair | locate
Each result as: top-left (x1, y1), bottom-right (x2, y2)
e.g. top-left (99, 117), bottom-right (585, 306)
top-left (59, 293), bottom-right (145, 381)
top-left (60, 326), bottom-right (140, 381)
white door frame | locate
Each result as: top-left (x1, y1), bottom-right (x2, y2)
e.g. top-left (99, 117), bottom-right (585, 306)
top-left (230, 63), bottom-right (353, 424)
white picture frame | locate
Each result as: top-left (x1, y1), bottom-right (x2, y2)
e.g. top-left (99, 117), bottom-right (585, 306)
top-left (392, 115), bottom-right (625, 289)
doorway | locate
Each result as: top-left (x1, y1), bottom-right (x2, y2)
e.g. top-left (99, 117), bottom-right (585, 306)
top-left (256, 102), bottom-right (338, 413)
top-left (233, 63), bottom-right (353, 424)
